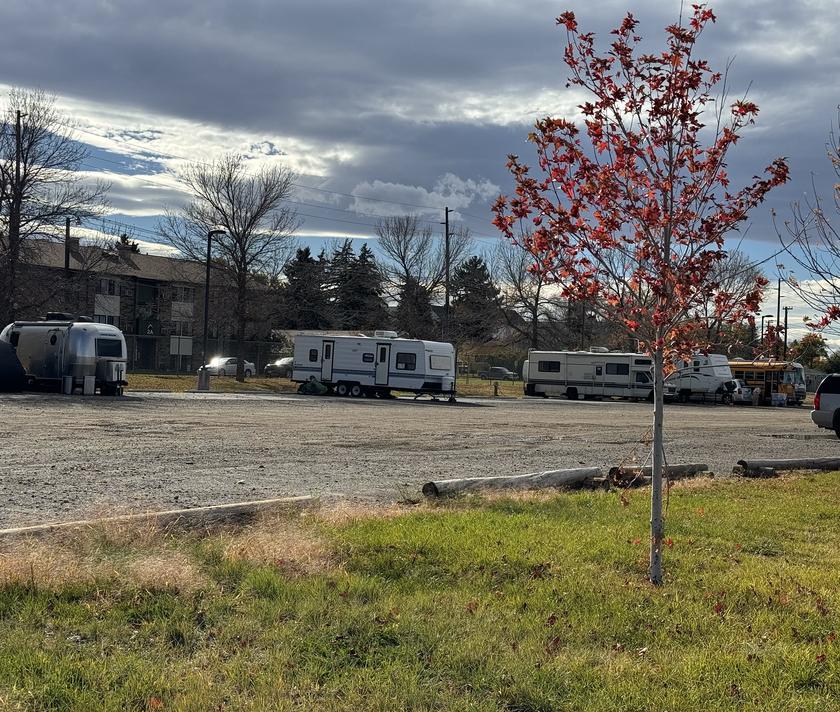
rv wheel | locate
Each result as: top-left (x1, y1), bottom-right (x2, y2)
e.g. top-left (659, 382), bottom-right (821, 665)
top-left (350, 384), bottom-right (362, 397)
top-left (336, 383), bottom-right (349, 396)
top-left (566, 388), bottom-right (578, 400)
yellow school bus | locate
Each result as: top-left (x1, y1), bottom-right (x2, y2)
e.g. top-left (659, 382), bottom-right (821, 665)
top-left (728, 359), bottom-right (806, 405)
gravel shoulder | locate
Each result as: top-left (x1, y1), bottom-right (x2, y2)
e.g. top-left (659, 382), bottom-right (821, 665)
top-left (0, 392), bottom-right (834, 528)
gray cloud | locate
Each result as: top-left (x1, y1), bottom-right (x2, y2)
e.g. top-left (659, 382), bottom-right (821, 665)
top-left (1, 0), bottom-right (838, 257)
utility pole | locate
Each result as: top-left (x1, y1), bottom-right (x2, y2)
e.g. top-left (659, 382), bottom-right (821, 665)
top-left (442, 206), bottom-right (451, 340)
top-left (6, 110), bottom-right (25, 322)
top-left (783, 306), bottom-right (793, 359)
top-left (775, 277), bottom-right (781, 358)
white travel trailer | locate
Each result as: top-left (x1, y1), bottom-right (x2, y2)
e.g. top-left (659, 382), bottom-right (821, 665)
top-left (0, 315), bottom-right (128, 395)
top-left (291, 331), bottom-right (457, 400)
top-left (664, 353), bottom-right (732, 402)
top-left (522, 349), bottom-right (654, 400)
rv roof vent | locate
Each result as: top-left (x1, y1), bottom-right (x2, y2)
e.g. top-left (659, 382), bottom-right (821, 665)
top-left (374, 330), bottom-right (398, 339)
top-left (589, 346), bottom-right (609, 353)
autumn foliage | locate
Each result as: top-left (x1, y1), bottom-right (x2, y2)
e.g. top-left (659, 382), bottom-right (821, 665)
top-left (493, 4), bottom-right (789, 356)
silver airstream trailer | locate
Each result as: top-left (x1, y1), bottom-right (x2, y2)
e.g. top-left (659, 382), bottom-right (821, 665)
top-left (0, 315), bottom-right (128, 395)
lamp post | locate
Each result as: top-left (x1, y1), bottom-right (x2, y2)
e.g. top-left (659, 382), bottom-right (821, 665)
top-left (197, 229), bottom-right (226, 391)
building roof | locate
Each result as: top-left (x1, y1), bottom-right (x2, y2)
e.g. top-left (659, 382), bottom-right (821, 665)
top-left (31, 240), bottom-right (206, 284)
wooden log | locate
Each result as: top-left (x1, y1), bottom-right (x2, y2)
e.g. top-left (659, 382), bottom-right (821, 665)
top-left (736, 457), bottom-right (840, 473)
top-left (739, 466), bottom-right (777, 479)
top-left (608, 463), bottom-right (708, 481)
top-left (422, 467), bottom-right (601, 497)
top-left (0, 496), bottom-right (317, 540)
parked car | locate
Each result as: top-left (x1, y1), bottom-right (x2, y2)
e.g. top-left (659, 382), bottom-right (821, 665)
top-left (264, 356), bottom-right (293, 378)
top-left (478, 366), bottom-right (517, 381)
top-left (811, 373), bottom-right (840, 438)
top-left (717, 378), bottom-right (753, 404)
top-left (200, 356), bottom-right (255, 377)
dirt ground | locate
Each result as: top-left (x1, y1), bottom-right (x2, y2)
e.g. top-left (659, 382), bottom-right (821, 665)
top-left (0, 391), bottom-right (836, 528)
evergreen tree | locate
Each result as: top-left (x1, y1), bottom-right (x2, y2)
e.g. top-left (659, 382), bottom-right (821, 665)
top-left (279, 247), bottom-right (332, 329)
top-left (451, 255), bottom-right (501, 343)
top-left (326, 240), bottom-right (388, 330)
top-left (349, 243), bottom-right (388, 329)
top-left (395, 277), bottom-right (436, 339)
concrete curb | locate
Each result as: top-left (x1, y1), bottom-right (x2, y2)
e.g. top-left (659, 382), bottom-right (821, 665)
top-left (0, 495), bottom-right (318, 539)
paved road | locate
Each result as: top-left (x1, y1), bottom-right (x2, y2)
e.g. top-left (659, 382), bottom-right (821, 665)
top-left (0, 392), bottom-right (834, 528)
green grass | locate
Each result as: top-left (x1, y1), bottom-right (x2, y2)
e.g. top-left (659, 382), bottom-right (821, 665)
top-left (2, 476), bottom-right (840, 710)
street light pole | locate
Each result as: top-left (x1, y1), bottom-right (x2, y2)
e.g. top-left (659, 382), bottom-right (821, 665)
top-left (197, 229), bottom-right (226, 391)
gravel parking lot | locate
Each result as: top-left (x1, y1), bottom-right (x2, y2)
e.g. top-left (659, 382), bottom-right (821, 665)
top-left (0, 391), bottom-right (836, 528)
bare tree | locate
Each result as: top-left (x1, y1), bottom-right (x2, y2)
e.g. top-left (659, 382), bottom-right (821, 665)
top-left (0, 88), bottom-right (109, 324)
top-left (376, 214), bottom-right (472, 297)
top-left (160, 153), bottom-right (299, 381)
top-left (492, 239), bottom-right (553, 349)
top-left (780, 113), bottom-right (840, 335)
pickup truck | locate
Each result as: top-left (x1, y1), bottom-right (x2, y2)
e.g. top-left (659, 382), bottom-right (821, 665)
top-left (478, 366), bottom-right (518, 381)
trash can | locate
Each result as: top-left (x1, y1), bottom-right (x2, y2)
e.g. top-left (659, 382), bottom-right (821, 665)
top-left (62, 376), bottom-right (74, 395)
top-left (83, 375), bottom-right (96, 395)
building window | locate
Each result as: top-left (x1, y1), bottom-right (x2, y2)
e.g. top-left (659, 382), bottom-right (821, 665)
top-left (395, 352), bottom-right (416, 371)
top-left (95, 279), bottom-right (117, 295)
top-left (606, 363), bottom-right (630, 376)
top-left (169, 321), bottom-right (193, 337)
top-left (172, 285), bottom-right (196, 302)
top-left (94, 314), bottom-right (116, 325)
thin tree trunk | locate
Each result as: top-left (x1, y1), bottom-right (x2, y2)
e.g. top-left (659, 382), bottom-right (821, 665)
top-left (650, 347), bottom-right (666, 585)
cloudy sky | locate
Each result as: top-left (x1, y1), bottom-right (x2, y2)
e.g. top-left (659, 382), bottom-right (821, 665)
top-left (2, 0), bottom-right (838, 343)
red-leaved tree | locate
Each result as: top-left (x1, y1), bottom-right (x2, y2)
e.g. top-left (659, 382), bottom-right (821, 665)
top-left (493, 5), bottom-right (788, 584)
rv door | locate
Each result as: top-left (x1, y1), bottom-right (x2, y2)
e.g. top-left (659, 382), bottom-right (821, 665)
top-left (321, 340), bottom-right (334, 381)
top-left (375, 343), bottom-right (391, 386)
top-left (592, 362), bottom-right (605, 395)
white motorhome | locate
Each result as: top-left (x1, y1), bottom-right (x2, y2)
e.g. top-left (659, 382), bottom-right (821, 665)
top-left (664, 353), bottom-right (732, 402)
top-left (291, 331), bottom-right (456, 400)
top-left (522, 349), bottom-right (654, 400)
top-left (0, 315), bottom-right (128, 395)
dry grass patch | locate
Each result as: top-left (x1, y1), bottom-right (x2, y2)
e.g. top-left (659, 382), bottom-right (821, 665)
top-left (218, 515), bottom-right (335, 575)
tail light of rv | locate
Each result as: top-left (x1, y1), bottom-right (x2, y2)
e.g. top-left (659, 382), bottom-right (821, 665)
top-left (814, 392), bottom-right (821, 410)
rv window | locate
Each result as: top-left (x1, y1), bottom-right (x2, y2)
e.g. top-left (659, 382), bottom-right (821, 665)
top-left (49, 334), bottom-right (57, 346)
top-left (595, 366), bottom-right (603, 376)
top-left (9, 332), bottom-right (19, 347)
top-left (363, 353), bottom-right (374, 363)
top-left (538, 360), bottom-right (562, 372)
top-left (324, 344), bottom-right (332, 359)
top-left (395, 353), bottom-right (416, 371)
top-left (606, 363), bottom-right (630, 376)
top-left (635, 371), bottom-right (651, 383)
top-left (634, 358), bottom-right (652, 366)
top-left (308, 349), bottom-right (318, 362)
top-left (96, 338), bottom-right (122, 358)
top-left (430, 355), bottom-right (451, 371)
top-left (379, 346), bottom-right (387, 362)
top-left (693, 360), bottom-right (701, 372)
